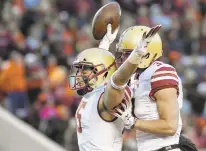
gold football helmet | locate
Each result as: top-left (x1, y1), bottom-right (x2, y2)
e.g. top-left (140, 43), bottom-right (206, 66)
top-left (69, 48), bottom-right (116, 95)
top-left (116, 26), bottom-right (162, 68)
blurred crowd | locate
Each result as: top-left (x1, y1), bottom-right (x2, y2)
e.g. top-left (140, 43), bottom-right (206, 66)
top-left (0, 0), bottom-right (206, 150)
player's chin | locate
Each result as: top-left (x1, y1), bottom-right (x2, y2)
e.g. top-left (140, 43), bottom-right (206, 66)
top-left (77, 89), bottom-right (88, 96)
top-left (77, 87), bottom-right (93, 96)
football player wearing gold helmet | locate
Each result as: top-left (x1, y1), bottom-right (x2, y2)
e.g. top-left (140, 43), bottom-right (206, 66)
top-left (100, 25), bottom-right (183, 151)
top-left (69, 43), bottom-right (133, 150)
top-left (115, 25), bottom-right (162, 68)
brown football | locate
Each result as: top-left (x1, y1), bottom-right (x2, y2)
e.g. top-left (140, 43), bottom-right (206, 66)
top-left (92, 2), bottom-right (121, 40)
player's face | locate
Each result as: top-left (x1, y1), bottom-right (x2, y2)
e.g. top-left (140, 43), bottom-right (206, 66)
top-left (115, 51), bottom-right (131, 68)
top-left (74, 66), bottom-right (94, 89)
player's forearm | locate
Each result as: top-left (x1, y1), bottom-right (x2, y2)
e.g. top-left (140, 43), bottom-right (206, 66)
top-left (103, 82), bottom-right (125, 110)
top-left (113, 60), bottom-right (138, 86)
top-left (103, 60), bottom-right (136, 110)
top-left (134, 119), bottom-right (178, 136)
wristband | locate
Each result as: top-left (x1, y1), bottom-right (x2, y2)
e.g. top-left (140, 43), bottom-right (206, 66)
top-left (110, 74), bottom-right (127, 90)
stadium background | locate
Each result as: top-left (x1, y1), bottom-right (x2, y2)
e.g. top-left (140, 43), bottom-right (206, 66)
top-left (0, 0), bottom-right (206, 150)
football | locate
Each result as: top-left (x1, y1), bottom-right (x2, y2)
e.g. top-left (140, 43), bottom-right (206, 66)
top-left (92, 2), bottom-right (121, 40)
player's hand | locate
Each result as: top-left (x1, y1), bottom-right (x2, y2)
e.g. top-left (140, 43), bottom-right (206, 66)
top-left (128, 25), bottom-right (161, 64)
top-left (135, 24), bottom-right (161, 57)
top-left (111, 100), bottom-right (137, 129)
top-left (99, 24), bottom-right (119, 50)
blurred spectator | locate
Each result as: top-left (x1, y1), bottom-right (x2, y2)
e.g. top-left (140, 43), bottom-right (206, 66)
top-left (0, 51), bottom-right (29, 120)
top-left (0, 23), bottom-right (14, 59)
top-left (25, 53), bottom-right (45, 104)
top-left (150, 4), bottom-right (173, 30)
top-left (136, 6), bottom-right (150, 26)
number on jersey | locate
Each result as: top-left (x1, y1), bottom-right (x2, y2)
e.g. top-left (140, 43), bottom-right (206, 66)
top-left (75, 101), bottom-right (87, 133)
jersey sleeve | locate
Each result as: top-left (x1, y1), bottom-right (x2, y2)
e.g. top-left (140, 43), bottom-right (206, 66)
top-left (110, 85), bottom-right (132, 113)
top-left (149, 65), bottom-right (179, 99)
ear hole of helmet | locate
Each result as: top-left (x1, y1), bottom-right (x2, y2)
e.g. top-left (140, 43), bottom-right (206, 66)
top-left (93, 68), bottom-right (98, 74)
top-left (103, 72), bottom-right (108, 79)
top-left (144, 53), bottom-right (150, 59)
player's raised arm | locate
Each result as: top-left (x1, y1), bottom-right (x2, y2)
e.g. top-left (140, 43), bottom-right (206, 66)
top-left (112, 25), bottom-right (161, 86)
top-left (102, 25), bottom-right (162, 110)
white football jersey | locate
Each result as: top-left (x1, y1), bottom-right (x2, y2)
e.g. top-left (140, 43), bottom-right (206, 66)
top-left (132, 61), bottom-right (183, 151)
top-left (75, 83), bottom-right (132, 151)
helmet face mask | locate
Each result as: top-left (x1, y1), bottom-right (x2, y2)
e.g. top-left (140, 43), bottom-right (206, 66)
top-left (69, 48), bottom-right (116, 96)
top-left (115, 51), bottom-right (132, 68)
top-left (69, 62), bottom-right (107, 90)
top-left (69, 63), bottom-right (95, 91)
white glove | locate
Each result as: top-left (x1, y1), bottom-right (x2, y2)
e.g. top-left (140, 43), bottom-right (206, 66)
top-left (128, 25), bottom-right (162, 64)
top-left (112, 100), bottom-right (137, 129)
top-left (99, 24), bottom-right (119, 50)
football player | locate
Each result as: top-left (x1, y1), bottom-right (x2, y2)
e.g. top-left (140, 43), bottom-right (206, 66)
top-left (69, 25), bottom-right (132, 151)
top-left (101, 25), bottom-right (184, 151)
